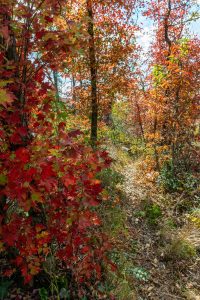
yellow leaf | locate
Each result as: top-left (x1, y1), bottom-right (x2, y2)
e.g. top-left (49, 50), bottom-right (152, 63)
top-left (31, 192), bottom-right (43, 203)
top-left (0, 241), bottom-right (5, 252)
top-left (0, 88), bottom-right (15, 107)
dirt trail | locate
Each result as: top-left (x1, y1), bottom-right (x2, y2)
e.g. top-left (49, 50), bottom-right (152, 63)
top-left (108, 143), bottom-right (145, 200)
top-left (108, 144), bottom-right (200, 300)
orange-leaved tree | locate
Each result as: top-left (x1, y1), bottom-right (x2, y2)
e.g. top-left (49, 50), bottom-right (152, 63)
top-left (143, 0), bottom-right (200, 188)
top-left (53, 0), bottom-right (138, 143)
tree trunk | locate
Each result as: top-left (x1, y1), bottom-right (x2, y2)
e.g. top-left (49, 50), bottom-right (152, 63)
top-left (86, 0), bottom-right (98, 145)
top-left (153, 115), bottom-right (160, 171)
top-left (53, 71), bottom-right (60, 101)
top-left (71, 74), bottom-right (76, 102)
top-left (135, 99), bottom-right (145, 141)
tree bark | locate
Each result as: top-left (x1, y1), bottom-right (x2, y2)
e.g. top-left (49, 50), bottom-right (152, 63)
top-left (86, 0), bottom-right (98, 145)
top-left (53, 71), bottom-right (60, 101)
top-left (153, 114), bottom-right (160, 171)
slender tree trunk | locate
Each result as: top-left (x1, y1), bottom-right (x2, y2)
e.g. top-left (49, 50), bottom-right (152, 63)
top-left (0, 5), bottom-right (18, 74)
top-left (71, 75), bottom-right (76, 102)
top-left (53, 71), bottom-right (60, 101)
top-left (86, 0), bottom-right (98, 145)
top-left (164, 0), bottom-right (172, 55)
top-left (0, 4), bottom-right (31, 148)
top-left (153, 115), bottom-right (160, 171)
top-left (135, 99), bottom-right (145, 141)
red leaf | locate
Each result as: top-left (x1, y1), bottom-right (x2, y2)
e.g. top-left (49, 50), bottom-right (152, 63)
top-left (0, 26), bottom-right (9, 40)
top-left (24, 274), bottom-right (32, 284)
top-left (15, 148), bottom-right (30, 164)
top-left (66, 245), bottom-right (73, 257)
top-left (25, 167), bottom-right (37, 181)
top-left (17, 126), bottom-right (28, 137)
top-left (15, 256), bottom-right (23, 266)
top-left (35, 30), bottom-right (46, 39)
top-left (63, 175), bottom-right (76, 187)
top-left (109, 261), bottom-right (117, 272)
top-left (45, 16), bottom-right (53, 23)
top-left (10, 132), bottom-right (22, 144)
top-left (94, 263), bottom-right (101, 278)
top-left (9, 111), bottom-right (21, 125)
top-left (68, 129), bottom-right (83, 138)
top-left (0, 129), bottom-right (5, 138)
top-left (81, 246), bottom-right (90, 254)
top-left (91, 215), bottom-right (101, 226)
top-left (3, 232), bottom-right (17, 246)
top-left (4, 268), bottom-right (15, 277)
top-left (41, 164), bottom-right (55, 180)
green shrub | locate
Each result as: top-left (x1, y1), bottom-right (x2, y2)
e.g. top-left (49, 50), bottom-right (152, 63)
top-left (158, 160), bottom-right (198, 193)
top-left (164, 218), bottom-right (177, 229)
top-left (129, 139), bottom-right (146, 158)
top-left (0, 280), bottom-right (13, 300)
top-left (158, 160), bottom-right (181, 192)
top-left (167, 239), bottom-right (197, 260)
top-left (39, 287), bottom-right (48, 300)
top-left (182, 173), bottom-right (198, 192)
top-left (144, 203), bottom-right (162, 225)
top-left (97, 168), bottom-right (124, 199)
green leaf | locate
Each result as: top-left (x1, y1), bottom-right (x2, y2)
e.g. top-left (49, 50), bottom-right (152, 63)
top-left (0, 280), bottom-right (13, 300)
top-left (0, 174), bottom-right (7, 186)
top-left (48, 149), bottom-right (61, 157)
top-left (131, 267), bottom-right (149, 281)
top-left (39, 287), bottom-right (48, 300)
top-left (31, 192), bottom-right (42, 202)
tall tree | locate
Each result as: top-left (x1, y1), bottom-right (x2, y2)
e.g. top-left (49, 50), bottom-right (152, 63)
top-left (144, 0), bottom-right (200, 176)
top-left (54, 0), bottom-right (137, 140)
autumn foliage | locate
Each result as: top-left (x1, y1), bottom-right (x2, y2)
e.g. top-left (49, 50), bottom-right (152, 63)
top-left (0, 0), bottom-right (199, 298)
top-left (0, 1), bottom-right (113, 296)
top-left (128, 0), bottom-right (200, 187)
top-left (146, 0), bottom-right (200, 174)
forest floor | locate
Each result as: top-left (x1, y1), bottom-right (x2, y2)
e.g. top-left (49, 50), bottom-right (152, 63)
top-left (107, 143), bottom-right (200, 300)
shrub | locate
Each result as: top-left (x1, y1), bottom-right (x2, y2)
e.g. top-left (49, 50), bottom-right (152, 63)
top-left (158, 160), bottom-right (198, 193)
top-left (158, 160), bottom-right (181, 192)
top-left (167, 239), bottom-right (196, 260)
top-left (0, 126), bottom-right (112, 298)
top-left (97, 168), bottom-right (124, 194)
top-left (143, 202), bottom-right (162, 225)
